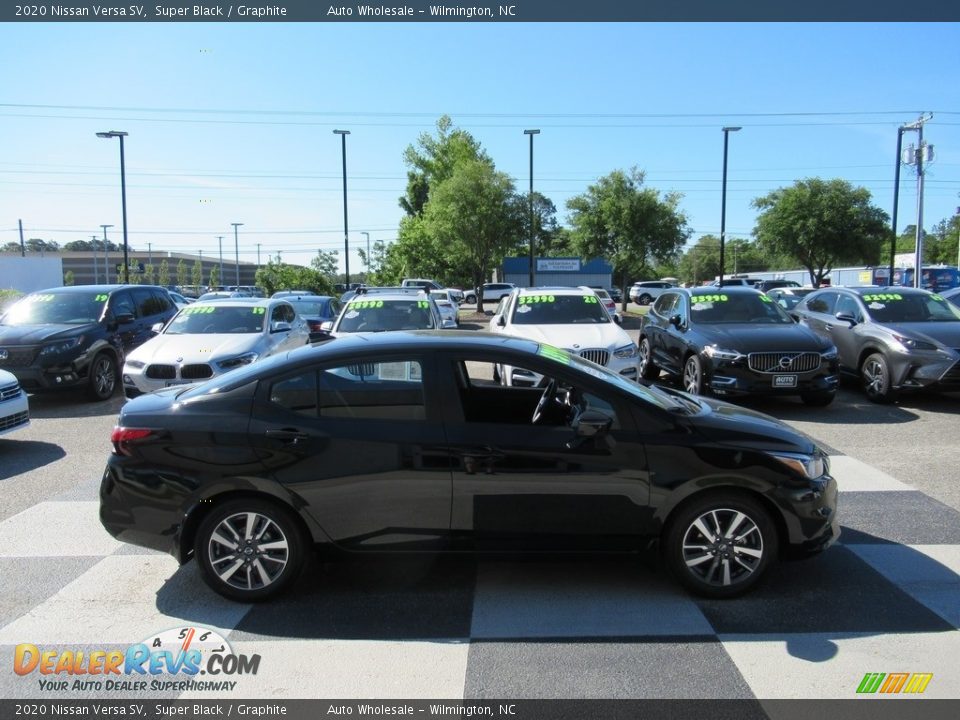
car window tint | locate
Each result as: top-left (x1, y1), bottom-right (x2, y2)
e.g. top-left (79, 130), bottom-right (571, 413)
top-left (582, 391), bottom-right (620, 430)
top-left (270, 371), bottom-right (318, 416)
top-left (835, 294), bottom-right (861, 320)
top-left (111, 291), bottom-right (137, 318)
top-left (150, 290), bottom-right (174, 315)
top-left (318, 360), bottom-right (425, 420)
top-left (806, 292), bottom-right (838, 315)
top-left (653, 293), bottom-right (677, 316)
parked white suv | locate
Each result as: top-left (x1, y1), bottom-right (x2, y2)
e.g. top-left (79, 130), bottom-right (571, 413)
top-left (488, 286), bottom-right (639, 386)
top-left (629, 281), bottom-right (677, 305)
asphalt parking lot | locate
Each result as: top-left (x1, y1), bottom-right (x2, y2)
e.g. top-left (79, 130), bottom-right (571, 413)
top-left (1, 323), bottom-right (958, 703)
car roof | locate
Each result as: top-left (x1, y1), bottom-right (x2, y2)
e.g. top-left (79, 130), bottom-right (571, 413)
top-left (26, 284), bottom-right (167, 294)
top-left (816, 286), bottom-right (930, 297)
top-left (190, 298), bottom-right (280, 308)
top-left (516, 286), bottom-right (592, 295)
top-left (686, 286), bottom-right (763, 296)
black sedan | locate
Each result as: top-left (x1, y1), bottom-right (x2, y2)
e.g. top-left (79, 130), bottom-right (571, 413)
top-left (284, 295), bottom-right (341, 334)
top-left (100, 331), bottom-right (838, 602)
top-left (638, 287), bottom-right (840, 406)
top-left (793, 286), bottom-right (960, 403)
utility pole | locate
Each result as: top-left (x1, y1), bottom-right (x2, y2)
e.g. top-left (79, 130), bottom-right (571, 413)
top-left (901, 113), bottom-right (933, 288)
top-left (91, 236), bottom-right (100, 283)
top-left (18, 219), bottom-right (25, 257)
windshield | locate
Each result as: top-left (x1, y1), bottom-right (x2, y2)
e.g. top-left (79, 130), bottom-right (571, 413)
top-left (336, 299), bottom-right (436, 332)
top-left (511, 294), bottom-right (611, 325)
top-left (164, 305), bottom-right (266, 335)
top-left (864, 292), bottom-right (960, 323)
top-left (689, 293), bottom-right (793, 324)
top-left (289, 300), bottom-right (330, 317)
top-left (2, 291), bottom-right (107, 326)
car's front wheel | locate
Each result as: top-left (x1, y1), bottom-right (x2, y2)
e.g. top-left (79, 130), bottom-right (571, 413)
top-left (664, 493), bottom-right (778, 598)
top-left (638, 293), bottom-right (653, 305)
top-left (86, 352), bottom-right (117, 401)
top-left (861, 352), bottom-right (896, 404)
top-left (195, 498), bottom-right (308, 602)
top-left (683, 355), bottom-right (705, 395)
top-left (638, 337), bottom-right (659, 380)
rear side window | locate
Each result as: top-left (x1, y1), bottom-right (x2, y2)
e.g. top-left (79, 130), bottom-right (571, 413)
top-left (806, 292), bottom-right (839, 315)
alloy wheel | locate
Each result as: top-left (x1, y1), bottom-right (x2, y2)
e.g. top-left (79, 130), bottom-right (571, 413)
top-left (207, 511), bottom-right (290, 592)
top-left (681, 508), bottom-right (764, 588)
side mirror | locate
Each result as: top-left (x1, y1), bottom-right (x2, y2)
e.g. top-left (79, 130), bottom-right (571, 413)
top-left (613, 314), bottom-right (622, 325)
top-left (835, 312), bottom-right (857, 326)
top-left (271, 321), bottom-right (292, 333)
top-left (669, 314), bottom-right (683, 328)
top-left (115, 313), bottom-right (135, 325)
top-left (496, 315), bottom-right (506, 327)
top-left (151, 322), bottom-right (164, 334)
top-left (320, 320), bottom-right (333, 332)
top-left (309, 330), bottom-right (335, 344)
top-left (574, 410), bottom-right (613, 438)
top-left (441, 318), bottom-right (457, 329)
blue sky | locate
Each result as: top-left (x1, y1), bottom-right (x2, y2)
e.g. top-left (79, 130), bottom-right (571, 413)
top-left (1, 22), bottom-right (958, 275)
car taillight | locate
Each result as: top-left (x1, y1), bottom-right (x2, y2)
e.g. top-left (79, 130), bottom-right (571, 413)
top-left (111, 426), bottom-right (156, 456)
top-left (307, 319), bottom-right (324, 332)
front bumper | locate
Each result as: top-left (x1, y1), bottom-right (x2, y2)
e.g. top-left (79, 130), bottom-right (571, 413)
top-left (706, 355), bottom-right (839, 397)
top-left (0, 386), bottom-right (30, 436)
top-left (776, 473), bottom-right (840, 557)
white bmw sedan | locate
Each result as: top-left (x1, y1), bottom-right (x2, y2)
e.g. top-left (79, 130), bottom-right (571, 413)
top-left (489, 286), bottom-right (639, 386)
top-left (121, 298), bottom-right (308, 399)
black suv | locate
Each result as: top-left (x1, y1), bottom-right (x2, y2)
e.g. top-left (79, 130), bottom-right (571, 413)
top-left (0, 285), bottom-right (177, 400)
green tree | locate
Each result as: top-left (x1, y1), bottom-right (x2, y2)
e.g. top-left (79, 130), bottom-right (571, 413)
top-left (566, 168), bottom-right (691, 310)
top-left (311, 249), bottom-right (339, 280)
top-left (420, 159), bottom-right (525, 312)
top-left (752, 178), bottom-right (889, 287)
top-left (399, 115), bottom-right (491, 218)
top-left (358, 238), bottom-right (394, 286)
top-left (63, 270), bottom-right (75, 286)
top-left (191, 260), bottom-right (202, 288)
top-left (208, 265), bottom-right (220, 289)
top-left (26, 238), bottom-right (60, 253)
top-left (254, 260), bottom-right (333, 297)
top-left (158, 260), bottom-right (170, 288)
top-left (143, 264), bottom-right (155, 285)
top-left (176, 259), bottom-right (188, 288)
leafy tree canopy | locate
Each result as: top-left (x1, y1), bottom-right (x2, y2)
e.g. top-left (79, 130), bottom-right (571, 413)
top-left (752, 178), bottom-right (889, 287)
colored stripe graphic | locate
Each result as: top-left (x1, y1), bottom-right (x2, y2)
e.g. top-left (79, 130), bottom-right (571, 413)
top-left (857, 673), bottom-right (885, 694)
top-left (903, 674), bottom-right (933, 694)
top-left (856, 672), bottom-right (932, 694)
top-left (880, 673), bottom-right (909, 693)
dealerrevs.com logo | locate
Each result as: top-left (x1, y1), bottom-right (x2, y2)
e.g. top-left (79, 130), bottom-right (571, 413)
top-left (13, 627), bottom-right (260, 693)
top-left (857, 672), bottom-right (933, 695)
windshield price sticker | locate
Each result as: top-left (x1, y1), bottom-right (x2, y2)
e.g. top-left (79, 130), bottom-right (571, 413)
top-left (27, 294), bottom-right (57, 303)
top-left (94, 294), bottom-right (109, 302)
top-left (863, 293), bottom-right (902, 302)
top-left (692, 295), bottom-right (729, 304)
top-left (182, 306), bottom-right (216, 315)
top-left (348, 300), bottom-right (386, 309)
top-left (251, 308), bottom-right (266, 315)
top-left (582, 296), bottom-right (598, 304)
top-left (520, 295), bottom-right (556, 304)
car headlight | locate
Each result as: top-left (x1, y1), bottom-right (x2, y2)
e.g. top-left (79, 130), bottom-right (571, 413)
top-left (821, 347), bottom-right (838, 360)
top-left (216, 352), bottom-right (258, 370)
top-left (613, 343), bottom-right (638, 359)
top-left (39, 336), bottom-right (84, 356)
top-left (125, 359), bottom-right (146, 369)
top-left (703, 345), bottom-right (742, 361)
top-left (768, 451), bottom-right (827, 480)
top-left (893, 334), bottom-right (938, 351)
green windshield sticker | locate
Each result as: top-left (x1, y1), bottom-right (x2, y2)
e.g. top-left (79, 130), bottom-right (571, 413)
top-left (759, 295), bottom-right (773, 303)
top-left (583, 296), bottom-right (598, 304)
top-left (692, 294), bottom-right (728, 304)
top-left (252, 307), bottom-right (266, 315)
top-left (519, 295), bottom-right (556, 304)
top-left (538, 344), bottom-right (570, 365)
top-left (862, 293), bottom-right (902, 302)
top-left (348, 300), bottom-right (386, 309)
top-left (94, 294), bottom-right (109, 302)
top-left (182, 306), bottom-right (216, 314)
top-left (931, 295), bottom-right (944, 302)
top-left (27, 294), bottom-right (56, 302)
top-left (418, 301), bottom-right (429, 309)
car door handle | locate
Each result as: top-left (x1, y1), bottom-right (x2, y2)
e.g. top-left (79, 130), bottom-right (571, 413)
top-left (825, 324), bottom-right (834, 331)
top-left (265, 428), bottom-right (310, 442)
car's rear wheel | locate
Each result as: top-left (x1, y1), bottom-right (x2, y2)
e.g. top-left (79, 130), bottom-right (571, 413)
top-left (638, 293), bottom-right (653, 305)
top-left (800, 391), bottom-right (836, 407)
top-left (86, 353), bottom-right (117, 401)
top-left (861, 352), bottom-right (896, 404)
top-left (683, 355), bottom-right (705, 395)
top-left (638, 337), bottom-right (659, 380)
top-left (664, 494), bottom-right (777, 598)
top-left (195, 498), bottom-right (308, 602)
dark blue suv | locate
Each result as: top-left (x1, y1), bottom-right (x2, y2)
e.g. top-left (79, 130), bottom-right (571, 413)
top-left (0, 285), bottom-right (177, 400)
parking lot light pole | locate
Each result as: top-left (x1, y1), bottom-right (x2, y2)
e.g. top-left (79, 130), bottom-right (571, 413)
top-left (334, 130), bottom-right (351, 288)
top-left (719, 126), bottom-right (741, 289)
top-left (231, 223), bottom-right (243, 286)
top-left (96, 131), bottom-right (130, 283)
top-left (524, 129), bottom-right (540, 288)
top-left (217, 236), bottom-right (224, 286)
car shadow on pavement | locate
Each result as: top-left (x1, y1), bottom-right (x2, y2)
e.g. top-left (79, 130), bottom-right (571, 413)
top-left (26, 392), bottom-right (125, 419)
top-left (0, 439), bottom-right (66, 480)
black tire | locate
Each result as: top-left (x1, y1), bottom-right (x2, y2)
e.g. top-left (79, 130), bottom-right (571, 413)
top-left (800, 391), bottom-right (836, 407)
top-left (464, 294), bottom-right (476, 304)
top-left (860, 352), bottom-right (896, 404)
top-left (638, 293), bottom-right (653, 305)
top-left (663, 493), bottom-right (778, 599)
top-left (638, 337), bottom-right (659, 380)
top-left (683, 355), bottom-right (706, 395)
top-left (86, 352), bottom-right (117, 401)
top-left (195, 498), bottom-right (308, 602)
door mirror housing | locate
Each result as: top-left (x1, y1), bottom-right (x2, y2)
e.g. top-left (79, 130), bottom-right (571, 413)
top-left (669, 314), bottom-right (683, 328)
top-left (835, 312), bottom-right (857, 326)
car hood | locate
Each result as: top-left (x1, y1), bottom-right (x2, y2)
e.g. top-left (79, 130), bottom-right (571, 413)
top-left (126, 332), bottom-right (263, 364)
top-left (693, 323), bottom-right (829, 352)
top-left (0, 323), bottom-right (96, 345)
top-left (506, 323), bottom-right (630, 350)
top-left (882, 321), bottom-right (960, 349)
top-left (686, 395), bottom-right (818, 453)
